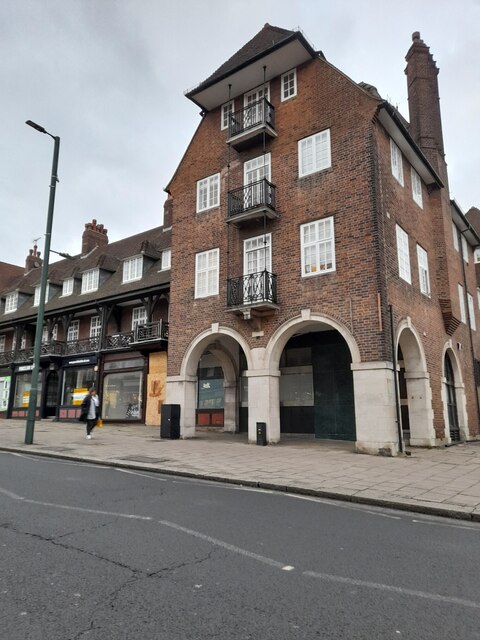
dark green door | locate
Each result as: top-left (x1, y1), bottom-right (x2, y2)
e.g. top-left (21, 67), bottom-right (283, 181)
top-left (312, 337), bottom-right (355, 440)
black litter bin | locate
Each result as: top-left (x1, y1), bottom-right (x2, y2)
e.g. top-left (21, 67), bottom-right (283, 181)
top-left (161, 404), bottom-right (180, 439)
top-left (256, 422), bottom-right (267, 446)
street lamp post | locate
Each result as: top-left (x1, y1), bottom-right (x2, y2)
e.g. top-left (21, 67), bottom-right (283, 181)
top-left (24, 121), bottom-right (60, 445)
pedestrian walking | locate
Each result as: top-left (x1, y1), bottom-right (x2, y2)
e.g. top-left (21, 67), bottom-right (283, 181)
top-left (80, 387), bottom-right (100, 439)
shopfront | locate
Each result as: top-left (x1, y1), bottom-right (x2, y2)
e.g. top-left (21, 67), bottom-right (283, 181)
top-left (10, 364), bottom-right (41, 418)
top-left (0, 366), bottom-right (13, 418)
top-left (58, 355), bottom-right (97, 420)
top-left (101, 353), bottom-right (146, 422)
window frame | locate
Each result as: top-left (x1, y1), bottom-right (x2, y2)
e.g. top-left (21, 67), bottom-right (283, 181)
top-left (221, 100), bottom-right (234, 130)
top-left (416, 244), bottom-right (431, 297)
top-left (161, 248), bottom-right (171, 270)
top-left (195, 248), bottom-right (219, 298)
top-left (0, 335), bottom-right (5, 353)
top-left (390, 139), bottom-right (404, 186)
top-left (122, 255), bottom-right (143, 283)
top-left (467, 292), bottom-right (476, 331)
top-left (33, 283), bottom-right (49, 307)
top-left (62, 278), bottom-right (74, 297)
top-left (131, 306), bottom-right (147, 331)
top-left (196, 173), bottom-right (220, 213)
top-left (66, 319), bottom-right (80, 342)
top-left (4, 292), bottom-right (18, 314)
top-left (298, 129), bottom-right (331, 178)
top-left (281, 68), bottom-right (297, 101)
top-left (461, 236), bottom-right (469, 264)
top-left (90, 315), bottom-right (102, 338)
top-left (411, 167), bottom-right (423, 208)
top-left (396, 225), bottom-right (411, 283)
top-left (452, 221), bottom-right (459, 251)
top-left (458, 284), bottom-right (466, 324)
top-left (300, 217), bottom-right (336, 277)
top-left (81, 268), bottom-right (99, 294)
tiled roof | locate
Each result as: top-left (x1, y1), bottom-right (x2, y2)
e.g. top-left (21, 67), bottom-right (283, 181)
top-left (0, 225), bottom-right (171, 324)
top-left (188, 24), bottom-right (296, 95)
top-left (0, 261), bottom-right (24, 291)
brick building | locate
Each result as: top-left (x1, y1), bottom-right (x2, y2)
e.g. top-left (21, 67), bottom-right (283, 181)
top-left (0, 219), bottom-right (171, 424)
top-left (164, 24), bottom-right (480, 454)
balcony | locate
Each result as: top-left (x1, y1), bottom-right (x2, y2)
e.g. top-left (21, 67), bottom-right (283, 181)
top-left (103, 331), bottom-right (134, 351)
top-left (227, 270), bottom-right (278, 315)
top-left (227, 98), bottom-right (277, 150)
top-left (227, 179), bottom-right (278, 224)
top-left (64, 337), bottom-right (100, 356)
top-left (129, 320), bottom-right (169, 353)
top-left (14, 348), bottom-right (34, 363)
top-left (40, 340), bottom-right (64, 358)
top-left (0, 350), bottom-right (15, 365)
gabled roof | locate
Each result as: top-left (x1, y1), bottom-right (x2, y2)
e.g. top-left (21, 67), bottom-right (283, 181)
top-left (186, 23), bottom-right (317, 111)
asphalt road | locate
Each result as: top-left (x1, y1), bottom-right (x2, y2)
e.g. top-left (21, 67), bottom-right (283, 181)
top-left (1, 451), bottom-right (480, 640)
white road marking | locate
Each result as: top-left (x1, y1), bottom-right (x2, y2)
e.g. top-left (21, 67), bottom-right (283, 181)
top-left (115, 468), bottom-right (167, 481)
top-left (0, 487), bottom-right (24, 500)
top-left (411, 519), bottom-right (480, 532)
top-left (158, 518), bottom-right (293, 571)
top-left (20, 499), bottom-right (153, 520)
top-left (304, 570), bottom-right (480, 609)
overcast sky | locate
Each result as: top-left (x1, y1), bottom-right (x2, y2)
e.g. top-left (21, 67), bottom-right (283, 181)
top-left (1, 0), bottom-right (479, 267)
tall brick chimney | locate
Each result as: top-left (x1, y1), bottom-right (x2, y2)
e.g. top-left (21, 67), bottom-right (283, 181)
top-left (163, 196), bottom-right (173, 229)
top-left (82, 219), bottom-right (109, 255)
top-left (405, 32), bottom-right (445, 173)
top-left (25, 241), bottom-right (43, 274)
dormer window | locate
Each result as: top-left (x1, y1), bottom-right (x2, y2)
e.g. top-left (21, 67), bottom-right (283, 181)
top-left (161, 249), bottom-right (171, 270)
top-left (62, 278), bottom-right (74, 296)
top-left (123, 256), bottom-right (143, 283)
top-left (33, 283), bottom-right (50, 307)
top-left (81, 268), bottom-right (99, 294)
top-left (4, 292), bottom-right (18, 314)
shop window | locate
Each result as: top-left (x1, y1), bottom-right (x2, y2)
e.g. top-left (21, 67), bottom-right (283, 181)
top-left (14, 372), bottom-right (41, 408)
top-left (103, 370), bottom-right (143, 420)
top-left (62, 367), bottom-right (96, 405)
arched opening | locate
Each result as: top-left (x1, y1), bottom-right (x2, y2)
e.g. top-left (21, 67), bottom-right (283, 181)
top-left (279, 329), bottom-right (355, 439)
top-left (397, 324), bottom-right (435, 447)
top-left (169, 328), bottom-right (251, 438)
top-left (444, 352), bottom-right (460, 442)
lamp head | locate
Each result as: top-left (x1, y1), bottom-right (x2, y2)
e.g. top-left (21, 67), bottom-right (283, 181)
top-left (26, 120), bottom-right (47, 134)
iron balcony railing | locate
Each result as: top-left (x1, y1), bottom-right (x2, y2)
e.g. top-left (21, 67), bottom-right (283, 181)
top-left (64, 336), bottom-right (100, 355)
top-left (133, 320), bottom-right (169, 343)
top-left (40, 340), bottom-right (64, 356)
top-left (227, 270), bottom-right (277, 307)
top-left (0, 350), bottom-right (15, 365)
top-left (14, 348), bottom-right (35, 363)
top-left (103, 332), bottom-right (134, 351)
top-left (228, 179), bottom-right (276, 219)
top-left (228, 98), bottom-right (275, 138)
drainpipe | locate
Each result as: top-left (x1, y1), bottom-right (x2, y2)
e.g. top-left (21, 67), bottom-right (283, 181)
top-left (389, 304), bottom-right (404, 454)
top-left (459, 231), bottom-right (480, 434)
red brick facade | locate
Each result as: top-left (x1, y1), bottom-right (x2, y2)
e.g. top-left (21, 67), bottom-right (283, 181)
top-left (164, 27), bottom-right (479, 452)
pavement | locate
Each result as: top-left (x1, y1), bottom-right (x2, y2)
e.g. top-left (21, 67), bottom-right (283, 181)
top-left (2, 418), bottom-right (480, 522)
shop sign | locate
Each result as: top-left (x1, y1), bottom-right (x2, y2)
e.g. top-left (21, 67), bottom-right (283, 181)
top-left (17, 365), bottom-right (33, 372)
top-left (63, 356), bottom-right (97, 367)
top-left (22, 391), bottom-right (30, 407)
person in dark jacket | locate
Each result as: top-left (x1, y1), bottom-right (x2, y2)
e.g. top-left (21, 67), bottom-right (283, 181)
top-left (80, 387), bottom-right (100, 439)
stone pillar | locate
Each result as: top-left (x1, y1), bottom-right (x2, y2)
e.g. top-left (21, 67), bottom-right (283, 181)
top-left (352, 362), bottom-right (400, 456)
top-left (223, 381), bottom-right (237, 433)
top-left (246, 370), bottom-right (280, 443)
top-left (165, 375), bottom-right (197, 438)
top-left (404, 371), bottom-right (436, 446)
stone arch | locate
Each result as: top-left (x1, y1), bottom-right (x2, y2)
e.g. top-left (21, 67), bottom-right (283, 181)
top-left (265, 310), bottom-right (361, 371)
top-left (441, 343), bottom-right (469, 442)
top-left (396, 320), bottom-right (435, 447)
top-left (168, 325), bottom-right (251, 438)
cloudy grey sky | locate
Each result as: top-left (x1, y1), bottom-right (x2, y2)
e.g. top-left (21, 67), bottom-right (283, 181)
top-left (1, 0), bottom-right (479, 267)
